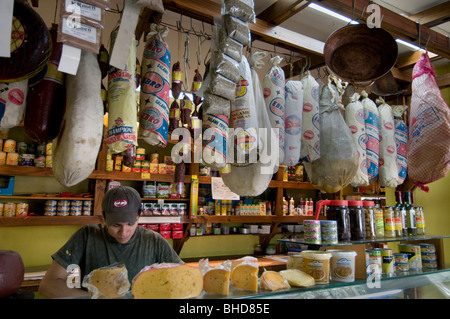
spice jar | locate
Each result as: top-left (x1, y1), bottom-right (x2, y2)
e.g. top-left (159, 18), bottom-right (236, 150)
top-left (374, 203), bottom-right (385, 238)
top-left (416, 206), bottom-right (426, 235)
top-left (315, 200), bottom-right (350, 241)
top-left (363, 201), bottom-right (377, 239)
top-left (383, 206), bottom-right (396, 238)
top-left (348, 200), bottom-right (366, 240)
top-left (394, 206), bottom-right (404, 237)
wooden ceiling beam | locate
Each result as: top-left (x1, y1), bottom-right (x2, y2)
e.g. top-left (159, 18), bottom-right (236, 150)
top-left (408, 2), bottom-right (450, 28)
top-left (257, 0), bottom-right (309, 25)
top-left (309, 0), bottom-right (450, 60)
top-left (163, 0), bottom-right (325, 59)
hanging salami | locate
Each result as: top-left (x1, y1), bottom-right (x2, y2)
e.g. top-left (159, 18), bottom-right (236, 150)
top-left (107, 28), bottom-right (138, 154)
top-left (393, 105), bottom-right (408, 185)
top-left (361, 90), bottom-right (379, 182)
top-left (24, 25), bottom-right (66, 143)
top-left (377, 97), bottom-right (398, 188)
top-left (282, 80), bottom-right (303, 167)
top-left (300, 71), bottom-right (320, 163)
top-left (139, 24), bottom-right (171, 147)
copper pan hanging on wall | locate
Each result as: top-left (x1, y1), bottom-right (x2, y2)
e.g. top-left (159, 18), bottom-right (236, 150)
top-left (324, 23), bottom-right (398, 85)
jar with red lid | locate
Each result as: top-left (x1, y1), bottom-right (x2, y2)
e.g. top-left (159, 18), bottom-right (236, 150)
top-left (348, 200), bottom-right (366, 240)
top-left (315, 200), bottom-right (350, 241)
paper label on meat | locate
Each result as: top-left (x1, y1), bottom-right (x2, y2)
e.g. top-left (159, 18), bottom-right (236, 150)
top-left (139, 26), bottom-right (171, 146)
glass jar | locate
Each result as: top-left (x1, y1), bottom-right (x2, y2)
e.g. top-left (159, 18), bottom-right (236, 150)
top-left (416, 206), bottom-right (426, 235)
top-left (394, 206), bottom-right (404, 237)
top-left (383, 206), bottom-right (396, 238)
top-left (374, 203), bottom-right (385, 238)
top-left (348, 200), bottom-right (366, 240)
top-left (316, 200), bottom-right (350, 241)
top-left (363, 201), bottom-right (377, 239)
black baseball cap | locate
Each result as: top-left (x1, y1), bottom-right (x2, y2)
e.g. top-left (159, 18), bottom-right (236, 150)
top-left (102, 186), bottom-right (142, 226)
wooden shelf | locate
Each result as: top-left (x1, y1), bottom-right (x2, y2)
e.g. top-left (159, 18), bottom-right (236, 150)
top-left (0, 215), bottom-right (103, 227)
top-left (0, 196), bottom-right (93, 200)
top-left (187, 215), bottom-right (323, 224)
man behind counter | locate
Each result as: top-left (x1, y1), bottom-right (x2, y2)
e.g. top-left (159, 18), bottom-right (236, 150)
top-left (39, 186), bottom-right (183, 298)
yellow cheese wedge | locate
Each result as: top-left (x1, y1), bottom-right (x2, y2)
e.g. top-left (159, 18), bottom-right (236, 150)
top-left (87, 266), bottom-right (130, 299)
top-left (260, 270), bottom-right (290, 291)
top-left (203, 268), bottom-right (231, 295)
top-left (231, 264), bottom-right (259, 292)
top-left (279, 269), bottom-right (315, 287)
top-left (132, 264), bottom-right (203, 299)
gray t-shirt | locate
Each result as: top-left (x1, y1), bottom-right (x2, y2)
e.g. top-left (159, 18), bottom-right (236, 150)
top-left (52, 224), bottom-right (183, 284)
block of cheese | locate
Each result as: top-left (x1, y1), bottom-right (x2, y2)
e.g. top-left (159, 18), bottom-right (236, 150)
top-left (203, 268), bottom-right (231, 295)
top-left (230, 256), bottom-right (258, 274)
top-left (231, 264), bottom-right (259, 292)
top-left (279, 269), bottom-right (315, 287)
top-left (260, 270), bottom-right (290, 291)
top-left (131, 263), bottom-right (203, 299)
top-left (85, 265), bottom-right (130, 299)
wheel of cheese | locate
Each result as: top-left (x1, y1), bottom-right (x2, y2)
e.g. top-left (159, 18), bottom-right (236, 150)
top-left (203, 268), bottom-right (231, 296)
top-left (84, 265), bottom-right (130, 299)
top-left (0, 1), bottom-right (51, 83)
top-left (0, 250), bottom-right (24, 298)
top-left (131, 263), bottom-right (203, 299)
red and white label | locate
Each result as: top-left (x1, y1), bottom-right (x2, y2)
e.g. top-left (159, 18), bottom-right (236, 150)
top-left (113, 199), bottom-right (128, 207)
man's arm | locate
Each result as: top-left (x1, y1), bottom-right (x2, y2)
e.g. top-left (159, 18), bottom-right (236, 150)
top-left (38, 260), bottom-right (89, 298)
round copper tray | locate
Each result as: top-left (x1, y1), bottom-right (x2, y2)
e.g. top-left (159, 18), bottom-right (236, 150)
top-left (324, 24), bottom-right (398, 84)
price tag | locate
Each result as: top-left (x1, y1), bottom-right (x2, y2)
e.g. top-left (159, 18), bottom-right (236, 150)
top-left (141, 172), bottom-right (151, 179)
top-left (0, 0), bottom-right (14, 57)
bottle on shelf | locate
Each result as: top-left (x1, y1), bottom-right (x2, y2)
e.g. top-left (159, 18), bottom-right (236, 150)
top-left (299, 198), bottom-right (306, 215)
top-left (394, 191), bottom-right (407, 236)
top-left (403, 191), bottom-right (416, 236)
top-left (416, 206), bottom-right (426, 235)
top-left (307, 198), bottom-right (313, 216)
top-left (289, 197), bottom-right (295, 215)
top-left (283, 197), bottom-right (288, 216)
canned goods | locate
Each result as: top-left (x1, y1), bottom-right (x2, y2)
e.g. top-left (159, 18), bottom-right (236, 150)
top-left (16, 203), bottom-right (28, 217)
top-left (367, 249), bottom-right (382, 276)
top-left (4, 202), bottom-right (16, 217)
top-left (0, 151), bottom-right (6, 165)
top-left (142, 182), bottom-right (156, 198)
top-left (44, 200), bottom-right (57, 216)
top-left (70, 200), bottom-right (83, 216)
top-left (3, 139), bottom-right (16, 152)
top-left (178, 203), bottom-right (187, 215)
top-left (150, 153), bottom-right (159, 164)
top-left (398, 244), bottom-right (422, 270)
top-left (394, 253), bottom-right (409, 272)
top-left (418, 243), bottom-right (435, 253)
top-left (57, 200), bottom-right (70, 216)
top-left (6, 152), bottom-right (19, 165)
top-left (320, 220), bottom-right (338, 244)
top-left (379, 248), bottom-right (394, 274)
top-left (303, 220), bottom-right (321, 244)
top-left (0, 202), bottom-right (4, 216)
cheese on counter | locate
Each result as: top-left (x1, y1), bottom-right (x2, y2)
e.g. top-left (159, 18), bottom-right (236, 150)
top-left (131, 263), bottom-right (203, 299)
top-left (231, 264), bottom-right (259, 292)
top-left (85, 265), bottom-right (130, 299)
top-left (203, 268), bottom-right (231, 296)
top-left (260, 270), bottom-right (290, 291)
top-left (279, 269), bottom-right (315, 287)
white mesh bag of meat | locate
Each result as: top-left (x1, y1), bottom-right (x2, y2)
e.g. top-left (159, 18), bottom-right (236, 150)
top-left (300, 71), bottom-right (320, 162)
top-left (408, 53), bottom-right (450, 190)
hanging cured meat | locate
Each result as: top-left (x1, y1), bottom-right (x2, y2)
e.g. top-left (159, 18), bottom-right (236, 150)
top-left (52, 50), bottom-right (103, 187)
top-left (0, 1), bottom-right (51, 83)
top-left (24, 25), bottom-right (66, 143)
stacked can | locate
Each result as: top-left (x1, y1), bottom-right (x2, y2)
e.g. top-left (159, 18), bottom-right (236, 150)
top-left (57, 200), bottom-right (70, 216)
top-left (394, 253), bottom-right (409, 272)
top-left (44, 200), bottom-right (57, 216)
top-left (70, 200), bottom-right (83, 216)
top-left (83, 200), bottom-right (93, 216)
top-left (320, 220), bottom-right (338, 244)
top-left (16, 203), bottom-right (28, 217)
top-left (303, 220), bottom-right (321, 244)
top-left (366, 249), bottom-right (382, 277)
top-left (419, 243), bottom-right (437, 269)
top-left (3, 202), bottom-right (16, 216)
top-left (378, 248), bottom-right (394, 275)
top-left (398, 244), bottom-right (422, 271)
